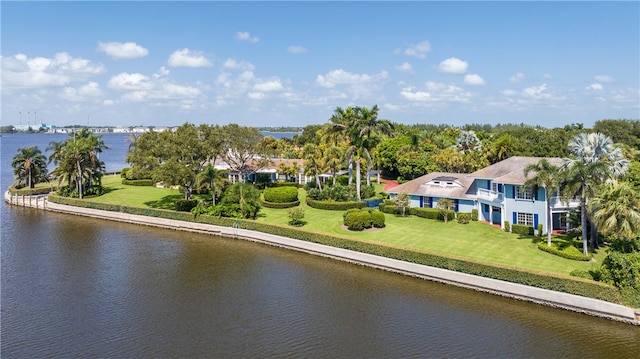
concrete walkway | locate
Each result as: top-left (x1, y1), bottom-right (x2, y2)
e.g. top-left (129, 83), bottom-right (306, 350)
top-left (5, 191), bottom-right (640, 325)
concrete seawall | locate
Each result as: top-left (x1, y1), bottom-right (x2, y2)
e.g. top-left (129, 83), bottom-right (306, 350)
top-left (6, 192), bottom-right (640, 326)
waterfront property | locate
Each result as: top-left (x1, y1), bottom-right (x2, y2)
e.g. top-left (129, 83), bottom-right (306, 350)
top-left (388, 157), bottom-right (581, 234)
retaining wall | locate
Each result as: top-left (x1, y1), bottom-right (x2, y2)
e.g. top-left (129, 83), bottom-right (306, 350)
top-left (6, 192), bottom-right (640, 325)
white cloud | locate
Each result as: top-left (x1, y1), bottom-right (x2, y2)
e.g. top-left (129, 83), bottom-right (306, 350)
top-left (316, 69), bottom-right (388, 88)
top-left (97, 42), bottom-right (149, 59)
top-left (247, 92), bottom-right (265, 100)
top-left (394, 62), bottom-right (413, 72)
top-left (522, 83), bottom-right (552, 99)
top-left (400, 81), bottom-right (471, 103)
top-left (397, 41), bottom-right (431, 59)
top-left (167, 48), bottom-right (212, 68)
top-left (510, 73), bottom-right (525, 83)
top-left (60, 82), bottom-right (103, 101)
top-left (586, 83), bottom-right (603, 91)
top-left (594, 75), bottom-right (614, 83)
top-left (287, 46), bottom-right (307, 54)
top-left (108, 72), bottom-right (153, 90)
top-left (223, 58), bottom-right (255, 71)
top-left (253, 80), bottom-right (283, 92)
top-left (437, 57), bottom-right (468, 74)
top-left (236, 31), bottom-right (259, 43)
top-left (1, 52), bottom-right (104, 89)
top-left (464, 74), bottom-right (485, 85)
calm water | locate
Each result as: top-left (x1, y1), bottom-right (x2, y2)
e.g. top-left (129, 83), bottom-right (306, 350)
top-left (1, 133), bottom-right (639, 358)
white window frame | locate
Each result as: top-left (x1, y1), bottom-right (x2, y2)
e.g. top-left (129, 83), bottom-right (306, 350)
top-left (517, 212), bottom-right (533, 226)
top-left (516, 185), bottom-right (533, 200)
top-left (491, 182), bottom-right (499, 193)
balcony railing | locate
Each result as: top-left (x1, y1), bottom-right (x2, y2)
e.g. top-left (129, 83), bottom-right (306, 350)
top-left (549, 196), bottom-right (581, 209)
top-left (477, 188), bottom-right (503, 202)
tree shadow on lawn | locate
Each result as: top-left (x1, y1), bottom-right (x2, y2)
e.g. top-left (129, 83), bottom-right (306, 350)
top-left (144, 194), bottom-right (184, 210)
top-left (522, 233), bottom-right (602, 255)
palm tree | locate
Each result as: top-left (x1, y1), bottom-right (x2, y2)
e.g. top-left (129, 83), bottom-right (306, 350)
top-left (302, 143), bottom-right (324, 190)
top-left (588, 182), bottom-right (640, 241)
top-left (524, 159), bottom-right (561, 247)
top-left (562, 132), bottom-right (629, 255)
top-left (324, 146), bottom-right (343, 185)
top-left (197, 164), bottom-right (227, 205)
top-left (455, 130), bottom-right (482, 153)
top-left (11, 146), bottom-right (48, 189)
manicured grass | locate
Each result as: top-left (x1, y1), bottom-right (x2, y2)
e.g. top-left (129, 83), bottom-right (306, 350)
top-left (88, 181), bottom-right (605, 277)
top-left (258, 189), bottom-right (605, 276)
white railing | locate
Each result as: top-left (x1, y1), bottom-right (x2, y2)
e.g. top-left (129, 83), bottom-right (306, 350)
top-left (549, 196), bottom-right (581, 209)
top-left (477, 188), bottom-right (503, 202)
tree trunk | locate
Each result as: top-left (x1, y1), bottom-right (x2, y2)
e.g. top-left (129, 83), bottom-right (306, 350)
top-left (77, 160), bottom-right (83, 199)
top-left (590, 221), bottom-right (599, 249)
top-left (546, 202), bottom-right (552, 247)
top-left (356, 159), bottom-right (361, 200)
top-left (580, 199), bottom-right (588, 256)
top-left (348, 155), bottom-right (353, 186)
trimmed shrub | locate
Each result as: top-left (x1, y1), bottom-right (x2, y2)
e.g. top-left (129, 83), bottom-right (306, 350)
top-left (267, 181), bottom-right (302, 188)
top-left (457, 213), bottom-right (471, 224)
top-left (538, 242), bottom-right (592, 261)
top-left (174, 199), bottom-right (199, 212)
top-left (512, 224), bottom-right (535, 236)
top-left (538, 223), bottom-right (544, 236)
top-left (371, 210), bottom-right (386, 228)
top-left (9, 184), bottom-right (55, 196)
top-left (306, 197), bottom-right (365, 211)
top-left (504, 221), bottom-right (511, 232)
top-left (471, 209), bottom-right (478, 221)
top-left (344, 210), bottom-right (372, 231)
top-left (263, 186), bottom-right (298, 203)
top-left (260, 199), bottom-right (300, 209)
top-left (410, 207), bottom-right (454, 222)
top-left (122, 179), bottom-right (155, 186)
top-left (343, 208), bottom-right (361, 222)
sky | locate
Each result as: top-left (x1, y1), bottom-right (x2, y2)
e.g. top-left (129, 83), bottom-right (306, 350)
top-left (1, 1), bottom-right (639, 129)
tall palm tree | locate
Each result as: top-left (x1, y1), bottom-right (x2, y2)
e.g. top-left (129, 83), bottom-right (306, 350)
top-left (562, 132), bottom-right (629, 255)
top-left (302, 143), bottom-right (323, 190)
top-left (324, 145), bottom-right (343, 185)
top-left (11, 146), bottom-right (48, 189)
top-left (524, 159), bottom-right (561, 247)
top-left (588, 182), bottom-right (640, 241)
top-left (197, 164), bottom-right (227, 205)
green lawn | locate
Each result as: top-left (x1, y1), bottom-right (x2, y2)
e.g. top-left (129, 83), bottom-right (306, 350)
top-left (89, 179), bottom-right (604, 278)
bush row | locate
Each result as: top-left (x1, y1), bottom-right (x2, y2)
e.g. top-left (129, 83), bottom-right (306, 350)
top-left (410, 207), bottom-right (455, 221)
top-left (263, 186), bottom-right (299, 203)
top-left (537, 242), bottom-right (592, 261)
top-left (9, 184), bottom-right (56, 196)
top-left (512, 224), bottom-right (535, 236)
top-left (266, 181), bottom-right (302, 188)
top-left (260, 198), bottom-right (300, 209)
top-left (342, 208), bottom-right (386, 231)
top-left (175, 199), bottom-right (199, 212)
top-left (46, 194), bottom-right (627, 306)
top-left (121, 179), bottom-right (155, 186)
top-left (306, 197), bottom-right (366, 211)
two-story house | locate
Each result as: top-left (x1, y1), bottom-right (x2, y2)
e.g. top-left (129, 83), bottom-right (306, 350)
top-left (388, 157), bottom-right (580, 234)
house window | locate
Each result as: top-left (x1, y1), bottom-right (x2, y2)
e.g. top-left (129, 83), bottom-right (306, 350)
top-left (491, 182), bottom-right (499, 193)
top-left (516, 185), bottom-right (533, 200)
top-left (517, 212), bottom-right (533, 226)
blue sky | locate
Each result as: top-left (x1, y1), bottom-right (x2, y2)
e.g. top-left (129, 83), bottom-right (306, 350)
top-left (1, 1), bottom-right (638, 128)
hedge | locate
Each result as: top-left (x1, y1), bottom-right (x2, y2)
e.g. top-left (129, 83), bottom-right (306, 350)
top-left (45, 194), bottom-right (627, 306)
top-left (410, 207), bottom-right (454, 221)
top-left (371, 210), bottom-right (386, 228)
top-left (122, 179), bottom-right (155, 186)
top-left (266, 181), bottom-right (302, 188)
top-left (9, 184), bottom-right (56, 196)
top-left (175, 199), bottom-right (199, 212)
top-left (537, 242), bottom-right (592, 261)
top-left (260, 198), bottom-right (300, 209)
top-left (512, 224), bottom-right (535, 236)
top-left (306, 197), bottom-right (366, 210)
top-left (263, 186), bottom-right (299, 203)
